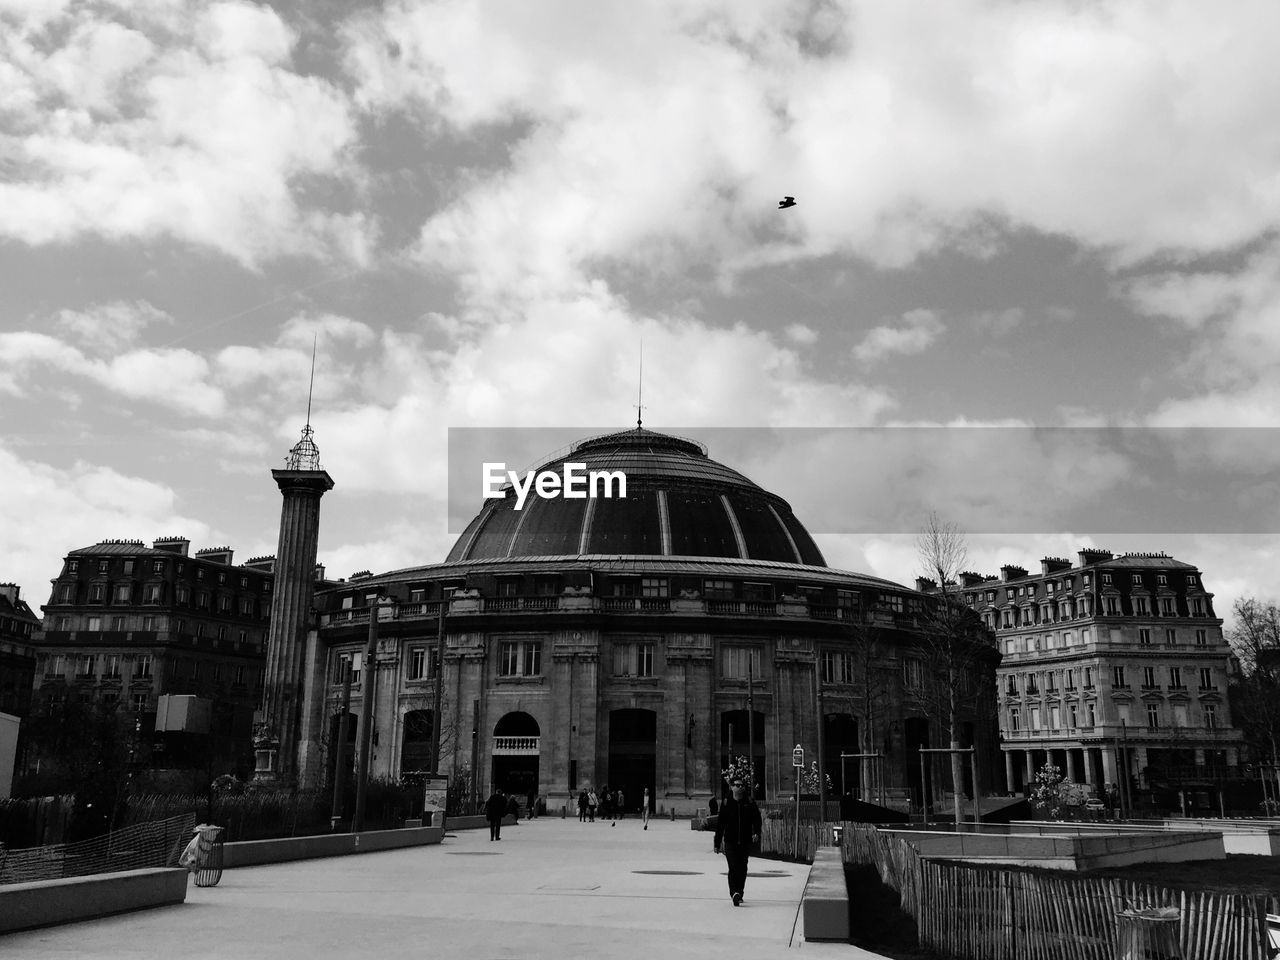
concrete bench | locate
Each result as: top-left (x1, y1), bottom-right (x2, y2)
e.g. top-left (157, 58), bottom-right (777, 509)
top-left (221, 825), bottom-right (443, 868)
top-left (0, 867), bottom-right (188, 933)
top-left (802, 847), bottom-right (850, 942)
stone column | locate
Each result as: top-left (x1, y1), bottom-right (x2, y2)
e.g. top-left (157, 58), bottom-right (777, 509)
top-left (1023, 750), bottom-right (1034, 786)
top-left (1101, 747), bottom-right (1117, 786)
top-left (1068, 748), bottom-right (1081, 784)
top-left (257, 467), bottom-right (333, 784)
top-left (1004, 751), bottom-right (1015, 793)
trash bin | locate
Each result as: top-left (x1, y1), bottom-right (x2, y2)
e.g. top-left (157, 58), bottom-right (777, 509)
top-left (1116, 905), bottom-right (1181, 960)
top-left (179, 824), bottom-right (226, 888)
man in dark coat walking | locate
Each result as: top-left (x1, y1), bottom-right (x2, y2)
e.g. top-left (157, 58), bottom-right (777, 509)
top-left (485, 787), bottom-right (506, 841)
top-left (713, 779), bottom-right (761, 906)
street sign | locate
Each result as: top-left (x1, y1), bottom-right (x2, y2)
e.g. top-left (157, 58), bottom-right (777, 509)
top-left (792, 744), bottom-right (804, 767)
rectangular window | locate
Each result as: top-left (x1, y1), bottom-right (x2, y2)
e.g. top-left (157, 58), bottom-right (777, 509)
top-left (235, 665), bottom-right (247, 686)
top-left (533, 576), bottom-right (560, 596)
top-left (240, 598), bottom-right (253, 616)
top-left (144, 583), bottom-right (162, 604)
top-left (1199, 667), bottom-right (1213, 689)
top-left (196, 591), bottom-right (209, 609)
top-left (1192, 599), bottom-right (1204, 616)
top-left (87, 616), bottom-right (102, 632)
top-left (176, 585), bottom-right (190, 604)
top-left (77, 654), bottom-right (95, 678)
top-left (113, 583), bottom-right (131, 603)
top-left (1112, 666), bottom-right (1126, 688)
top-left (640, 578), bottom-right (668, 598)
top-left (1066, 668), bottom-right (1076, 690)
top-left (135, 655), bottom-right (152, 678)
top-left (212, 664), bottom-right (222, 682)
top-left (1160, 597), bottom-right (1174, 615)
top-left (1050, 705), bottom-right (1061, 729)
top-left (190, 660), bottom-right (200, 679)
top-left (110, 616), bottom-right (124, 631)
top-left (1105, 596), bottom-right (1119, 614)
top-left (90, 583), bottom-right (105, 602)
top-left (721, 645), bottom-right (762, 680)
top-left (1147, 704), bottom-right (1160, 728)
top-left (703, 579), bottom-right (735, 599)
top-left (821, 650), bottom-right (854, 684)
top-left (334, 653), bottom-right (360, 686)
top-left (902, 658), bottom-right (923, 689)
top-left (98, 560), bottom-right (108, 573)
top-left (1086, 702), bottom-right (1097, 726)
top-left (496, 579), bottom-right (520, 598)
top-left (1169, 667), bottom-right (1182, 688)
top-left (1084, 666), bottom-right (1093, 688)
top-left (132, 693), bottom-right (149, 712)
top-left (1101, 573), bottom-right (1112, 585)
top-left (1134, 597), bottom-right (1148, 615)
top-left (1195, 629), bottom-right (1207, 646)
top-left (1157, 574), bottom-right (1168, 586)
top-left (55, 616), bottom-right (70, 630)
top-left (1029, 706), bottom-right (1041, 730)
top-left (1009, 707), bottom-right (1020, 731)
top-left (1165, 628), bottom-right (1177, 645)
top-left (238, 629), bottom-right (247, 645)
top-left (1139, 628), bottom-right (1151, 645)
top-left (497, 641), bottom-right (543, 677)
top-left (152, 560), bottom-right (164, 574)
top-left (1203, 704), bottom-right (1218, 728)
top-left (1143, 666), bottom-right (1156, 687)
top-left (1131, 573), bottom-right (1143, 584)
top-left (216, 626), bottom-right (227, 641)
top-left (877, 593), bottom-right (904, 614)
top-left (1068, 703), bottom-right (1079, 728)
top-left (219, 595), bottom-right (231, 613)
top-left (408, 646), bottom-right (429, 680)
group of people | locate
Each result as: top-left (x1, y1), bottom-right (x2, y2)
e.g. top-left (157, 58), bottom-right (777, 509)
top-left (576, 786), bottom-right (651, 828)
top-left (484, 777), bottom-right (762, 908)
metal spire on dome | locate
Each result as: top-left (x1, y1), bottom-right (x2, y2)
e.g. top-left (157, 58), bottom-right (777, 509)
top-left (284, 336), bottom-right (323, 471)
top-left (635, 336), bottom-right (645, 428)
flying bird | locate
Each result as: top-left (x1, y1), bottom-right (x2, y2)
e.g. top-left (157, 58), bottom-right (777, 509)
top-left (778, 196), bottom-right (796, 209)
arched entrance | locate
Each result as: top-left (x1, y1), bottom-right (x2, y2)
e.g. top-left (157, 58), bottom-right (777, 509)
top-left (401, 709), bottom-right (434, 777)
top-left (720, 709), bottom-right (767, 800)
top-left (608, 708), bottom-right (656, 813)
top-left (492, 711), bottom-right (540, 799)
top-left (823, 713), bottom-right (859, 798)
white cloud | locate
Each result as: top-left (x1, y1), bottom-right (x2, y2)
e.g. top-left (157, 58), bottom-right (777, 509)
top-left (56, 300), bottom-right (173, 353)
top-left (0, 330), bottom-right (225, 416)
top-left (852, 308), bottom-right (943, 363)
top-left (344, 0), bottom-right (1280, 306)
top-left (784, 322), bottom-right (817, 344)
top-left (0, 443), bottom-right (215, 596)
top-left (0, 1), bottom-right (366, 266)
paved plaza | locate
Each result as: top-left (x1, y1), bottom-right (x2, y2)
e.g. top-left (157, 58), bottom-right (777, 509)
top-left (2, 816), bottom-right (886, 959)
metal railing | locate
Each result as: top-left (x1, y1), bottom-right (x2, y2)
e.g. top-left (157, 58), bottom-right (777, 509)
top-left (0, 813), bottom-right (196, 885)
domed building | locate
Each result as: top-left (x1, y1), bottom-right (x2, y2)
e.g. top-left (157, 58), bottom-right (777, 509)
top-left (294, 428), bottom-right (999, 814)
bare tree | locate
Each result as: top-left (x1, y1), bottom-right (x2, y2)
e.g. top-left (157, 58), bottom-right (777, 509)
top-left (914, 513), bottom-right (996, 825)
top-left (846, 611), bottom-right (895, 803)
top-left (1226, 597), bottom-right (1280, 763)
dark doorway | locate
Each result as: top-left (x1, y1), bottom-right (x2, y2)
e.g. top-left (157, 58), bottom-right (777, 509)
top-left (720, 709), bottom-right (767, 800)
top-left (823, 713), bottom-right (859, 797)
top-left (905, 716), bottom-right (930, 810)
top-left (401, 709), bottom-right (434, 777)
top-left (608, 708), bottom-right (657, 814)
top-left (328, 711), bottom-right (357, 794)
top-left (492, 711), bottom-right (540, 800)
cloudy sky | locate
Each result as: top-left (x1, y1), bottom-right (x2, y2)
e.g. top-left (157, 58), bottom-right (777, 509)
top-left (4, 0), bottom-right (1280, 623)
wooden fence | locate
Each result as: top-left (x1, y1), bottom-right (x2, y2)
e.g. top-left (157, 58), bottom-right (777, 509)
top-left (762, 819), bottom-right (1273, 959)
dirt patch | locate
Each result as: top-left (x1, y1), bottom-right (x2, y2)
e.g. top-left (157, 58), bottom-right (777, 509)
top-left (844, 863), bottom-right (946, 960)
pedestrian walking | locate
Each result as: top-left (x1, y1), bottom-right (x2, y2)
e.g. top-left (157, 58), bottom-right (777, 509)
top-left (599, 784), bottom-right (611, 821)
top-left (507, 792), bottom-right (520, 825)
top-left (615, 788), bottom-right (625, 820)
top-left (578, 789), bottom-right (589, 822)
top-left (527, 788), bottom-right (538, 819)
top-left (485, 787), bottom-right (507, 841)
top-left (713, 779), bottom-right (761, 906)
top-left (587, 789), bottom-right (598, 822)
top-left (642, 787), bottom-right (650, 830)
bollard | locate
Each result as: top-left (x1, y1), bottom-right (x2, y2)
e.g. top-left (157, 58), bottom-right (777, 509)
top-left (561, 804), bottom-right (566, 819)
top-left (670, 808), bottom-right (676, 821)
